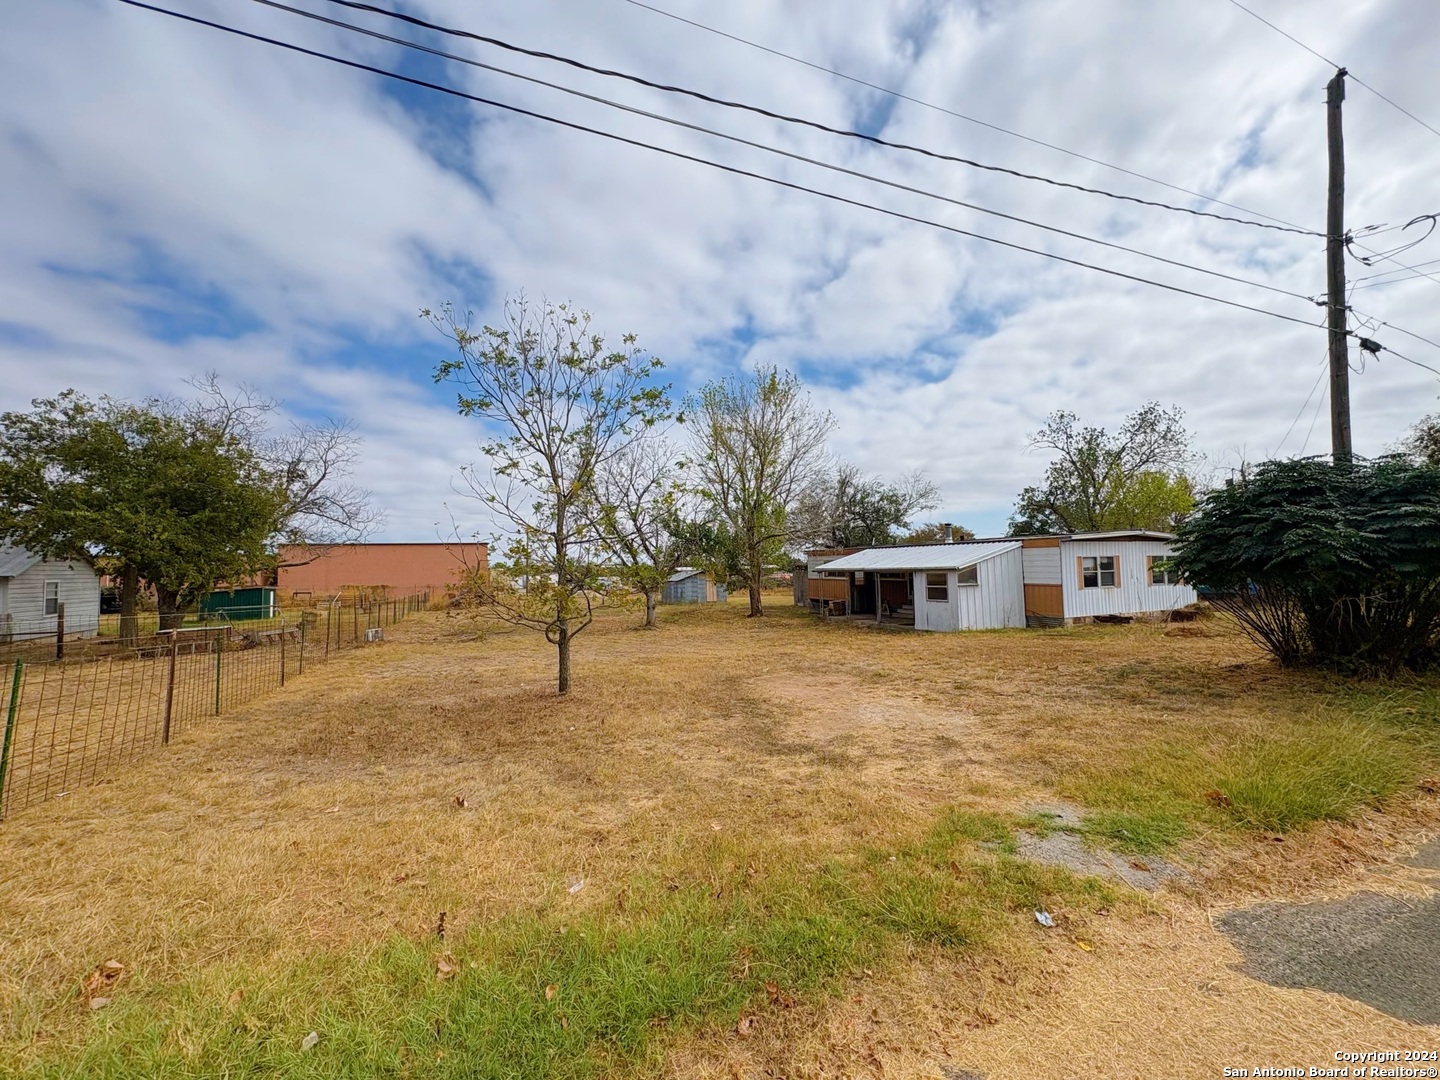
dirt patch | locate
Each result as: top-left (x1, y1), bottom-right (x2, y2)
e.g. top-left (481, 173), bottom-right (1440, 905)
top-left (1014, 830), bottom-right (1186, 892)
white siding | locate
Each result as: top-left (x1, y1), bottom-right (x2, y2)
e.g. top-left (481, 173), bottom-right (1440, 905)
top-left (0, 558), bottom-right (101, 639)
top-left (911, 548), bottom-right (1026, 632)
top-left (1021, 546), bottom-right (1062, 585)
top-left (1059, 540), bottom-right (1197, 620)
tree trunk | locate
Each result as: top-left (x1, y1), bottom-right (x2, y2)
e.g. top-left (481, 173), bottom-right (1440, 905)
top-left (118, 564), bottom-right (140, 647)
top-left (643, 588), bottom-right (658, 629)
top-left (156, 586), bottom-right (184, 632)
top-left (556, 621), bottom-right (571, 695)
top-left (747, 546), bottom-right (764, 617)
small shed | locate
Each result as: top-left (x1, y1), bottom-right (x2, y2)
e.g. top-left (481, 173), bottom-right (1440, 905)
top-left (201, 586), bottom-right (278, 621)
top-left (661, 568), bottom-right (727, 605)
top-left (0, 546), bottom-right (101, 642)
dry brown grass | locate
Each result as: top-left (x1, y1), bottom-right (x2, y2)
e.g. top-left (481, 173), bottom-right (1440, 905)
top-left (2, 596), bottom-right (1437, 1074)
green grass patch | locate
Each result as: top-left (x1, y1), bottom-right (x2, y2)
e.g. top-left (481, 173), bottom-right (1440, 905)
top-left (1061, 703), bottom-right (1433, 849)
top-left (8, 811), bottom-right (1110, 1079)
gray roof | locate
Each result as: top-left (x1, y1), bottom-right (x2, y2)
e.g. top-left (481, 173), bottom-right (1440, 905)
top-left (818, 540), bottom-right (1022, 573)
top-left (1065, 530), bottom-right (1176, 542)
top-left (0, 545), bottom-right (40, 578)
top-left (666, 566), bottom-right (705, 583)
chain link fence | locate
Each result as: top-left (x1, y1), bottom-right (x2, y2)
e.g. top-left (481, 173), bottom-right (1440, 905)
top-left (0, 593), bottom-right (430, 820)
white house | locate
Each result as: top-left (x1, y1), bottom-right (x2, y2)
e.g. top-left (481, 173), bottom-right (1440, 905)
top-left (0, 546), bottom-right (102, 642)
top-left (804, 531), bottom-right (1196, 632)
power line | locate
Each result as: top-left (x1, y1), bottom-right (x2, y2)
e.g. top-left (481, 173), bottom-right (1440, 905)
top-left (254, 0), bottom-right (1322, 305)
top-left (113, 0), bottom-right (1338, 337)
top-left (1275, 352), bottom-right (1329, 456)
top-left (616, 0), bottom-right (1318, 234)
top-left (1223, 0), bottom-right (1440, 143)
top-left (308, 0), bottom-right (1320, 239)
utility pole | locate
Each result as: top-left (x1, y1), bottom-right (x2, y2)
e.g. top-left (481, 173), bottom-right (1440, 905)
top-left (1326, 67), bottom-right (1352, 462)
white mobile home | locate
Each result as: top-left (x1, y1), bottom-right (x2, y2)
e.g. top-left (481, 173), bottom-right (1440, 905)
top-left (0, 546), bottom-right (102, 642)
top-left (808, 541), bottom-right (1027, 631)
top-left (805, 531), bottom-right (1195, 632)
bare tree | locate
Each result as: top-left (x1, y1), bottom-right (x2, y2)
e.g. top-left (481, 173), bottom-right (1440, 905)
top-left (184, 374), bottom-right (379, 561)
top-left (691, 366), bottom-right (833, 617)
top-left (588, 436), bottom-right (687, 629)
top-left (427, 296), bottom-right (671, 693)
top-left (792, 463), bottom-right (939, 548)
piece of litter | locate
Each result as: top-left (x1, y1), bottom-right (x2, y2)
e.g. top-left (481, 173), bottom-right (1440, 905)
top-left (1034, 911), bottom-right (1055, 928)
top-left (323, 806), bottom-right (339, 814)
top-left (710, 822), bottom-right (722, 831)
top-left (301, 1031), bottom-right (319, 1052)
top-left (87, 996), bottom-right (111, 1010)
top-left (567, 879), bottom-right (585, 894)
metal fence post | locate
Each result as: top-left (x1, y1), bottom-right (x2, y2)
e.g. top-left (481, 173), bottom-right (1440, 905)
top-left (55, 602), bottom-right (65, 661)
top-left (298, 616), bottom-right (305, 676)
top-left (280, 622), bottom-right (286, 688)
top-left (214, 634), bottom-right (223, 715)
top-left (161, 632), bottom-right (179, 745)
top-left (324, 609), bottom-right (331, 662)
top-left (0, 660), bottom-right (23, 820)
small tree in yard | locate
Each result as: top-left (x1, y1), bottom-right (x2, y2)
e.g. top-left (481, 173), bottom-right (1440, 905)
top-left (691, 366), bottom-right (833, 617)
top-left (589, 436), bottom-right (688, 629)
top-left (792, 463), bottom-right (939, 548)
top-left (1174, 456), bottom-right (1440, 675)
top-left (428, 297), bottom-right (671, 693)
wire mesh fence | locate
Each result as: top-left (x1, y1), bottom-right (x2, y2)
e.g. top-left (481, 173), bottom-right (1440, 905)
top-left (0, 592), bottom-right (430, 820)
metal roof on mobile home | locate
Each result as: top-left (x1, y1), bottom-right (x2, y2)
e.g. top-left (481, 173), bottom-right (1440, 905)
top-left (817, 541), bottom-right (1022, 572)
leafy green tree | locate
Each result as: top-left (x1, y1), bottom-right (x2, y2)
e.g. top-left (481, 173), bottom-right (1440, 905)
top-left (1174, 456), bottom-right (1440, 674)
top-left (690, 366), bottom-right (833, 617)
top-left (1008, 403), bottom-right (1195, 535)
top-left (0, 392), bottom-right (283, 641)
top-left (793, 464), bottom-right (939, 548)
top-left (898, 521), bottom-right (976, 544)
top-left (1399, 412), bottom-right (1440, 466)
top-left (428, 296), bottom-right (671, 693)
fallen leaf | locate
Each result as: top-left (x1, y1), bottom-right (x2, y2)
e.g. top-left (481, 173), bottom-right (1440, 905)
top-left (558, 1015), bottom-right (569, 1029)
top-left (545, 984), bottom-right (557, 1001)
top-left (323, 806), bottom-right (339, 814)
top-left (453, 794), bottom-right (468, 808)
top-left (435, 911), bottom-right (447, 940)
top-left (1420, 778), bottom-right (1439, 795)
top-left (87, 997), bottom-right (111, 1010)
top-left (225, 989), bottom-right (243, 1010)
top-left (82, 959), bottom-right (125, 1006)
top-left (1203, 788), bottom-right (1232, 808)
top-left (735, 1014), bottom-right (754, 1037)
top-left (434, 953), bottom-right (457, 981)
top-left (301, 1031), bottom-right (320, 1052)
top-left (1128, 859), bottom-right (1151, 872)
top-left (1074, 939), bottom-right (1094, 952)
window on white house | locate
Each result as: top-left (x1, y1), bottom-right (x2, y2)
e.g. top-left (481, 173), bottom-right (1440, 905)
top-left (1080, 556), bottom-right (1118, 589)
top-left (925, 572), bottom-right (948, 602)
top-left (956, 564), bottom-right (979, 587)
top-left (1150, 558), bottom-right (1181, 586)
top-left (43, 581), bottom-right (59, 616)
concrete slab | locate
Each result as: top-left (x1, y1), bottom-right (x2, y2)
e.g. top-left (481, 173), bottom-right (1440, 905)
top-left (1217, 891), bottom-right (1440, 1025)
top-left (1013, 829), bottom-right (1185, 892)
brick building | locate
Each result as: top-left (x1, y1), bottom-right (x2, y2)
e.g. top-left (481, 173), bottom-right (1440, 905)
top-left (276, 542), bottom-right (486, 598)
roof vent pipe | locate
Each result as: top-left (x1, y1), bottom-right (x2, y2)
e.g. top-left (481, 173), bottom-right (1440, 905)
top-left (941, 523), bottom-right (954, 543)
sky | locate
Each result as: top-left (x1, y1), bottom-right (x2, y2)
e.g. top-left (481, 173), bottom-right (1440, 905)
top-left (2, 0), bottom-right (1438, 541)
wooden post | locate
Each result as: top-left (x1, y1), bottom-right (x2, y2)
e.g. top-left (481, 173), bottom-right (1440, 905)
top-left (0, 660), bottom-right (23, 819)
top-left (161, 632), bottom-right (179, 745)
top-left (55, 602), bottom-right (65, 660)
top-left (874, 573), bottom-right (881, 625)
top-left (1326, 68), bottom-right (1351, 462)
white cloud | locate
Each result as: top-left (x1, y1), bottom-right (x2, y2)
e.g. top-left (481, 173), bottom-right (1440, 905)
top-left (1, 0), bottom-right (1437, 541)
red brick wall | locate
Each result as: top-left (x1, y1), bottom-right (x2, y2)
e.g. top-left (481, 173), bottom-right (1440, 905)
top-left (276, 543), bottom-right (487, 596)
